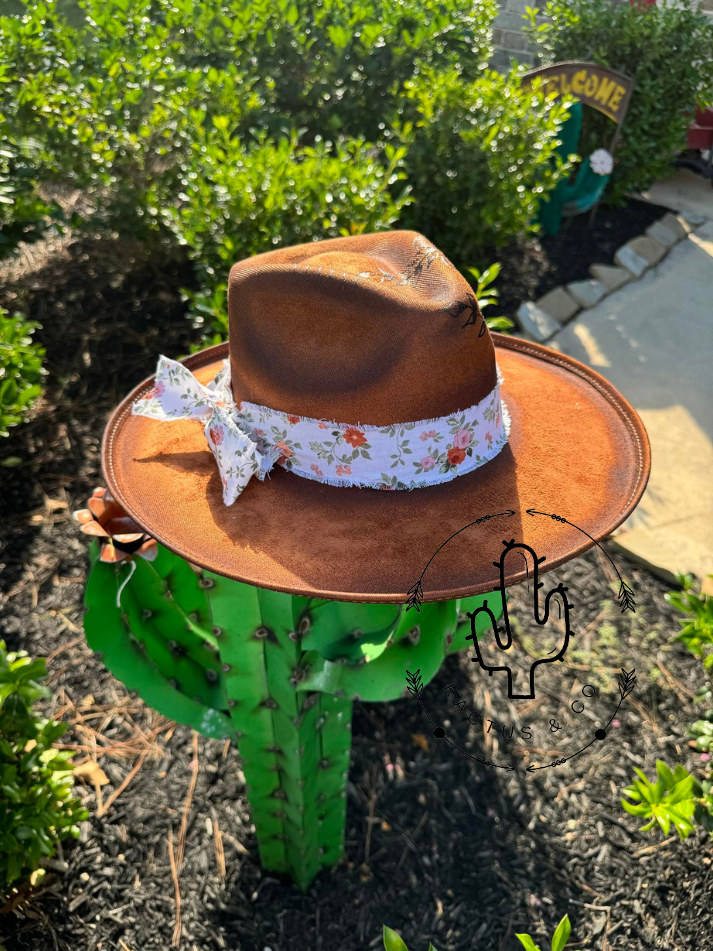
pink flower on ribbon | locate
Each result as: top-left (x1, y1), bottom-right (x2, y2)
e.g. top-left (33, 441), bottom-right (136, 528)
top-left (209, 426), bottom-right (223, 446)
top-left (420, 429), bottom-right (437, 442)
top-left (453, 428), bottom-right (472, 449)
top-left (485, 431), bottom-right (493, 445)
top-left (336, 464), bottom-right (352, 477)
top-left (311, 463), bottom-right (324, 478)
top-left (221, 475), bottom-right (228, 489)
top-left (420, 455), bottom-right (436, 471)
top-left (275, 440), bottom-right (292, 460)
top-left (318, 421), bottom-right (329, 430)
top-left (287, 414), bottom-right (301, 424)
top-left (147, 381), bottom-right (165, 399)
top-left (254, 428), bottom-right (265, 437)
top-left (496, 412), bottom-right (500, 426)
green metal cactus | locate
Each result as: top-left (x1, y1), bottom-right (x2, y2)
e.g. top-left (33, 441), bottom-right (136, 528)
top-left (83, 539), bottom-right (499, 889)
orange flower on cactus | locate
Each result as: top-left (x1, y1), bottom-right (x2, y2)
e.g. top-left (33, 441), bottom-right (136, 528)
top-left (344, 427), bottom-right (367, 448)
top-left (447, 446), bottom-right (466, 466)
top-left (74, 487), bottom-right (158, 563)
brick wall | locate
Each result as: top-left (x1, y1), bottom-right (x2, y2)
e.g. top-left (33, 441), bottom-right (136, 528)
top-left (490, 0), bottom-right (538, 72)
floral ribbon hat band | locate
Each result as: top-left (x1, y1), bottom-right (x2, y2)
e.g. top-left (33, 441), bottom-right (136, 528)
top-left (132, 354), bottom-right (512, 505)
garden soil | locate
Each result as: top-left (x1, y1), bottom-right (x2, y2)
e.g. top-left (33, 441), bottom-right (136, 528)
top-left (0, 226), bottom-right (711, 951)
top-left (495, 197), bottom-right (669, 318)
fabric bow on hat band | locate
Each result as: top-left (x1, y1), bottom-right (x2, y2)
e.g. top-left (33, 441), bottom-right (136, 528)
top-left (132, 355), bottom-right (512, 505)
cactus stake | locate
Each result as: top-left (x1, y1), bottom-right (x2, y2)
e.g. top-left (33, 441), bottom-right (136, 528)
top-left (82, 530), bottom-right (499, 889)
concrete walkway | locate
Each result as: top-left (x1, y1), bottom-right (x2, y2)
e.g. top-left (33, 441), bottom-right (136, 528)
top-left (552, 173), bottom-right (713, 587)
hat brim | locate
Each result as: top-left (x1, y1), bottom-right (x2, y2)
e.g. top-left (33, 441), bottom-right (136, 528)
top-left (102, 334), bottom-right (650, 603)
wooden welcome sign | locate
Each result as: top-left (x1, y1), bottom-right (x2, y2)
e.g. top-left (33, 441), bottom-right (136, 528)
top-left (523, 62), bottom-right (634, 124)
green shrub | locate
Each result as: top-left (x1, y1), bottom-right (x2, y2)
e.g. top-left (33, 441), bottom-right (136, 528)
top-left (0, 0), bottom-right (497, 238)
top-left (0, 307), bottom-right (46, 438)
top-left (526, 0), bottom-right (713, 202)
top-left (0, 141), bottom-right (60, 259)
top-left (516, 914), bottom-right (579, 951)
top-left (164, 131), bottom-right (411, 338)
top-left (467, 261), bottom-right (514, 334)
top-left (398, 67), bottom-right (572, 264)
top-left (0, 642), bottom-right (88, 890)
top-left (0, 0), bottom-right (569, 273)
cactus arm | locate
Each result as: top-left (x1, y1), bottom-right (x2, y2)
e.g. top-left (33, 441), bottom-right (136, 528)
top-left (450, 594), bottom-right (501, 653)
top-left (127, 553), bottom-right (220, 659)
top-left (120, 586), bottom-right (225, 710)
top-left (299, 600), bottom-right (458, 701)
top-left (301, 602), bottom-right (401, 658)
top-left (298, 594), bottom-right (500, 701)
top-left (83, 559), bottom-right (232, 739)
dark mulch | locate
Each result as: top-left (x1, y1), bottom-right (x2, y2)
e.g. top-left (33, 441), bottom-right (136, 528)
top-left (495, 197), bottom-right (670, 318)
top-left (1, 230), bottom-right (711, 951)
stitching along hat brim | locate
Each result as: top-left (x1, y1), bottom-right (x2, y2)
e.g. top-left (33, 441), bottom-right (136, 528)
top-left (102, 334), bottom-right (651, 604)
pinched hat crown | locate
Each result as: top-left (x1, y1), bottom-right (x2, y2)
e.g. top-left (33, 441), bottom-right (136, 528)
top-left (131, 230), bottom-right (510, 505)
top-left (227, 231), bottom-right (495, 424)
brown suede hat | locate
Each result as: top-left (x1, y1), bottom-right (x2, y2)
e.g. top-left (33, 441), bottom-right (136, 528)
top-left (102, 230), bottom-right (650, 603)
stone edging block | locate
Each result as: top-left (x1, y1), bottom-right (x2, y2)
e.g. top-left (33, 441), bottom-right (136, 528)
top-left (614, 243), bottom-right (649, 278)
top-left (516, 301), bottom-right (559, 342)
top-left (625, 235), bottom-right (667, 267)
top-left (566, 278), bottom-right (606, 309)
top-left (512, 208), bottom-right (700, 341)
top-left (535, 286), bottom-right (580, 323)
top-left (588, 264), bottom-right (631, 292)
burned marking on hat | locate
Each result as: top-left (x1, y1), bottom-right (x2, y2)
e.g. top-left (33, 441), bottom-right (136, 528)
top-left (399, 236), bottom-right (444, 286)
top-left (441, 293), bottom-right (486, 334)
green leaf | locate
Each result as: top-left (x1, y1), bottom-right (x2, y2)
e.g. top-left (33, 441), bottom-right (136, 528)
top-left (551, 915), bottom-right (571, 951)
top-left (515, 935), bottom-right (541, 951)
top-left (383, 926), bottom-right (409, 951)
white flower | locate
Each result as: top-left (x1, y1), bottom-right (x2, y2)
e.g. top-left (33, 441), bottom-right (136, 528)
top-left (589, 148), bottom-right (614, 176)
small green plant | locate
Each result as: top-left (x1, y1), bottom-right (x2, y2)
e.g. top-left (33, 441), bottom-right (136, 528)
top-left (621, 760), bottom-right (707, 840)
top-left (516, 914), bottom-right (579, 951)
top-left (688, 713), bottom-right (713, 754)
top-left (383, 925), bottom-right (438, 951)
top-left (665, 574), bottom-right (713, 669)
top-left (467, 262), bottom-right (514, 334)
top-left (0, 307), bottom-right (45, 438)
top-left (0, 642), bottom-right (88, 890)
